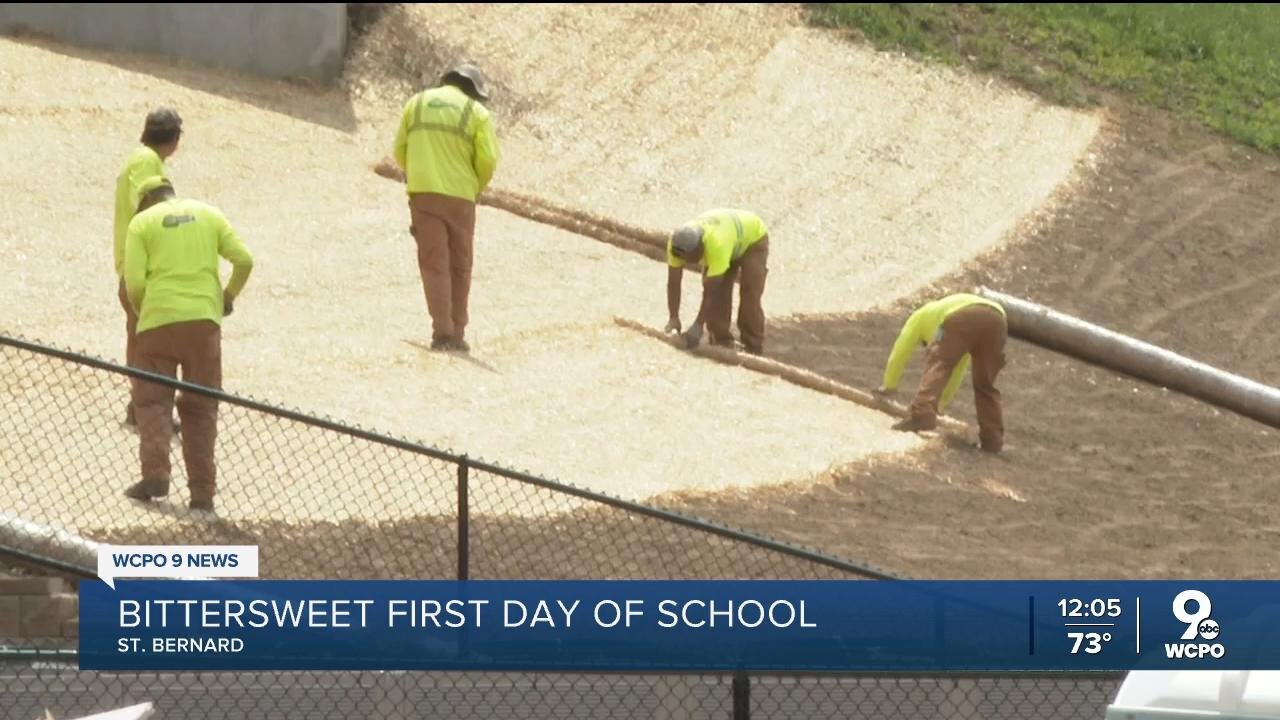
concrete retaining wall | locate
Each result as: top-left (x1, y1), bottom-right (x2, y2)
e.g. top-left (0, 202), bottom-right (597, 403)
top-left (0, 577), bottom-right (79, 640)
top-left (0, 3), bottom-right (347, 82)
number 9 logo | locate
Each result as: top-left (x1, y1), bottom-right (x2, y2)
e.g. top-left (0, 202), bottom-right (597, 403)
top-left (1173, 590), bottom-right (1212, 641)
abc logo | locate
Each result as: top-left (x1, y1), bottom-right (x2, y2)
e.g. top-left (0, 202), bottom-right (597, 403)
top-left (1198, 619), bottom-right (1220, 640)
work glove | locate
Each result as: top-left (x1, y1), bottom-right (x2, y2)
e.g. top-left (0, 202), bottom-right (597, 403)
top-left (223, 292), bottom-right (235, 317)
top-left (664, 317), bottom-right (681, 334)
top-left (681, 325), bottom-right (703, 350)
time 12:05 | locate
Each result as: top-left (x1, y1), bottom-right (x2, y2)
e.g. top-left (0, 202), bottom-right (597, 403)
top-left (1059, 598), bottom-right (1122, 618)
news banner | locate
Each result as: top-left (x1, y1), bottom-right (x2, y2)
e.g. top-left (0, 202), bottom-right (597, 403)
top-left (80, 545), bottom-right (1280, 672)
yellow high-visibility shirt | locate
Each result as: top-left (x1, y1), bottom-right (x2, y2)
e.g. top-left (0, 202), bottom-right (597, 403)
top-left (666, 209), bottom-right (768, 278)
top-left (113, 146), bottom-right (165, 277)
top-left (124, 198), bottom-right (254, 334)
top-left (393, 85), bottom-right (499, 201)
top-left (882, 293), bottom-right (1006, 408)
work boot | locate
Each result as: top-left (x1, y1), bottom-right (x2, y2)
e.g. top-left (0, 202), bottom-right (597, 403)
top-left (891, 416), bottom-right (936, 433)
top-left (124, 479), bottom-right (170, 501)
top-left (189, 497), bottom-right (214, 512)
top-left (430, 336), bottom-right (471, 353)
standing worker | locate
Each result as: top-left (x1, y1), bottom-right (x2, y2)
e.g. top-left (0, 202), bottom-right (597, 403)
top-left (122, 177), bottom-right (254, 512)
top-left (113, 108), bottom-right (183, 427)
top-left (393, 63), bottom-right (500, 353)
top-left (876, 293), bottom-right (1008, 453)
top-left (665, 209), bottom-right (770, 355)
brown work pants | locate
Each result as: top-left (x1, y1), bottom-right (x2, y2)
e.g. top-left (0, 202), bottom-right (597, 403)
top-left (409, 193), bottom-right (476, 342)
top-left (909, 304), bottom-right (1008, 451)
top-left (131, 320), bottom-right (222, 503)
top-left (117, 280), bottom-right (139, 419)
top-left (705, 236), bottom-right (769, 353)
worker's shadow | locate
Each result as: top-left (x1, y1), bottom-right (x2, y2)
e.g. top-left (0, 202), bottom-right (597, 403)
top-left (402, 340), bottom-right (501, 374)
top-left (123, 499), bottom-right (261, 543)
top-left (940, 432), bottom-right (1012, 462)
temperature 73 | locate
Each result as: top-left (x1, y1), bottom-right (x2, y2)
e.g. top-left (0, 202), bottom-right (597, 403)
top-left (1068, 632), bottom-right (1112, 654)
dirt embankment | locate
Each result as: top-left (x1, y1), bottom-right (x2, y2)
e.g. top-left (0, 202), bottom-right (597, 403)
top-left (665, 109), bottom-right (1280, 579)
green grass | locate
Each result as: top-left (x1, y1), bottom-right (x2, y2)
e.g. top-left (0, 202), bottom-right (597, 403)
top-left (810, 3), bottom-right (1280, 151)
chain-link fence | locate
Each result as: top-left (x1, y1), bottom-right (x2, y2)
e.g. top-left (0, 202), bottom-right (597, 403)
top-left (0, 334), bottom-right (897, 583)
top-left (1, 659), bottom-right (1123, 720)
top-left (0, 334), bottom-right (1123, 718)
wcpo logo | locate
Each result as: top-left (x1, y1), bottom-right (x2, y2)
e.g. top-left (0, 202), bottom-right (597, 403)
top-left (1164, 590), bottom-right (1225, 660)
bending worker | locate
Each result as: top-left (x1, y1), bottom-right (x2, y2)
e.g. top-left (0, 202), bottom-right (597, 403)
top-left (393, 63), bottom-right (500, 353)
top-left (113, 108), bottom-right (182, 427)
top-left (665, 208), bottom-right (770, 355)
top-left (122, 177), bottom-right (254, 512)
top-left (877, 292), bottom-right (1008, 453)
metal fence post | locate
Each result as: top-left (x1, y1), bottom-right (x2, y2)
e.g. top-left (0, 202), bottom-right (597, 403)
top-left (457, 456), bottom-right (469, 581)
top-left (732, 672), bottom-right (750, 720)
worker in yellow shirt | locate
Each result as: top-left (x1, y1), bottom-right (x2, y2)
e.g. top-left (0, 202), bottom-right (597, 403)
top-left (393, 63), bottom-right (499, 353)
top-left (113, 108), bottom-right (183, 427)
top-left (877, 293), bottom-right (1008, 452)
top-left (665, 209), bottom-right (770, 355)
top-left (122, 177), bottom-right (253, 512)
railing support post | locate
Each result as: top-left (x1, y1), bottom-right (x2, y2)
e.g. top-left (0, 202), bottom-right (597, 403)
top-left (457, 456), bottom-right (470, 581)
top-left (733, 671), bottom-right (750, 720)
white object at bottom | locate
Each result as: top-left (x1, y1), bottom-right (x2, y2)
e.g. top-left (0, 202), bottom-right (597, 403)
top-left (1107, 671), bottom-right (1280, 719)
top-left (45, 702), bottom-right (154, 720)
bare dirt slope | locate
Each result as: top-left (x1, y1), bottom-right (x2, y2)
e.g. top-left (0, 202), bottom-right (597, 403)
top-left (665, 109), bottom-right (1280, 579)
top-left (348, 3), bottom-right (1101, 315)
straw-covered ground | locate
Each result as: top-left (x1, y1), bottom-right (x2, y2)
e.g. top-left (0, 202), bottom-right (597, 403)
top-left (1, 4), bottom-right (1121, 579)
top-left (347, 3), bottom-right (1101, 316)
